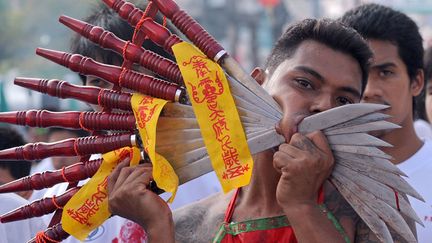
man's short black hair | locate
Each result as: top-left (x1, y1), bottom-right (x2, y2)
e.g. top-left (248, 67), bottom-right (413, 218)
top-left (264, 18), bottom-right (372, 94)
top-left (340, 3), bottom-right (424, 82)
top-left (424, 47), bottom-right (432, 83)
top-left (416, 46), bottom-right (432, 120)
top-left (70, 3), bottom-right (175, 85)
top-left (340, 4), bottom-right (424, 118)
top-left (0, 127), bottom-right (31, 180)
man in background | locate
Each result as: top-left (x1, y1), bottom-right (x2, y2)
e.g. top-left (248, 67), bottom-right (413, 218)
top-left (341, 4), bottom-right (432, 241)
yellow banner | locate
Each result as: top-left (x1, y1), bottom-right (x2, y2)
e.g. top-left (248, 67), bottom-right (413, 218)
top-left (131, 93), bottom-right (179, 202)
top-left (172, 42), bottom-right (253, 193)
top-left (62, 146), bottom-right (141, 241)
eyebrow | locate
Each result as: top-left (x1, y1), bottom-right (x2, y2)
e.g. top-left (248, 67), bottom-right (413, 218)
top-left (294, 65), bottom-right (361, 99)
top-left (294, 66), bottom-right (324, 82)
top-left (370, 62), bottom-right (397, 70)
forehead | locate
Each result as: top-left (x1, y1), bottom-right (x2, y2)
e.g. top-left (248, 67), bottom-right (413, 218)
top-left (368, 39), bottom-right (405, 67)
top-left (270, 40), bottom-right (362, 91)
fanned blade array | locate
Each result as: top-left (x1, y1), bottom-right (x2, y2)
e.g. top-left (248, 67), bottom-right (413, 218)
top-left (0, 0), bottom-right (423, 242)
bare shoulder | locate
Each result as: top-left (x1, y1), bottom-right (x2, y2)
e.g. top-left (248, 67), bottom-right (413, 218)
top-left (173, 191), bottom-right (232, 243)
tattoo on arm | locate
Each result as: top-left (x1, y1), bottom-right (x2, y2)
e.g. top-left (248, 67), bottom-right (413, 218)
top-left (174, 206), bottom-right (225, 243)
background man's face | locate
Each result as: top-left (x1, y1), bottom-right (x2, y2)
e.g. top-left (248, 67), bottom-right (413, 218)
top-left (262, 40), bottom-right (362, 141)
top-left (362, 39), bottom-right (422, 137)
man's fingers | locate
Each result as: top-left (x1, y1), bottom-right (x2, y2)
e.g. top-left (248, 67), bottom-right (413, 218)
top-left (306, 131), bottom-right (332, 154)
top-left (122, 165), bottom-right (154, 187)
top-left (107, 158), bottom-right (130, 194)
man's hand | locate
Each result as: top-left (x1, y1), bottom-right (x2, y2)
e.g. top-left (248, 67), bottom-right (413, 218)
top-left (273, 131), bottom-right (334, 210)
top-left (107, 159), bottom-right (174, 242)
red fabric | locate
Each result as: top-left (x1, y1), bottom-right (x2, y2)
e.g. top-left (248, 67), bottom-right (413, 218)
top-left (219, 226), bottom-right (297, 243)
top-left (219, 186), bottom-right (325, 243)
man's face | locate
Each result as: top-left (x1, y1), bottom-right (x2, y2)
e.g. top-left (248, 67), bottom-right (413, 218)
top-left (262, 40), bottom-right (362, 141)
top-left (361, 39), bottom-right (423, 136)
top-left (426, 81), bottom-right (432, 123)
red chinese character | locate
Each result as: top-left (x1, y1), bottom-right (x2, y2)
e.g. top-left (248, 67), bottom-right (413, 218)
top-left (222, 148), bottom-right (240, 169)
top-left (212, 117), bottom-right (229, 139)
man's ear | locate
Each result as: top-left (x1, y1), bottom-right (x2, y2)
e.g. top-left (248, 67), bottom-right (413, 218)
top-left (411, 69), bottom-right (425, 97)
top-left (250, 67), bottom-right (266, 85)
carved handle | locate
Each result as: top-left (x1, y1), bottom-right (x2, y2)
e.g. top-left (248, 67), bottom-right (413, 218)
top-left (0, 187), bottom-right (80, 223)
top-left (151, 0), bottom-right (226, 61)
top-left (0, 110), bottom-right (136, 131)
top-left (59, 15), bottom-right (184, 85)
top-left (14, 78), bottom-right (133, 111)
top-left (27, 223), bottom-right (70, 243)
top-left (102, 0), bottom-right (183, 55)
top-left (36, 48), bottom-right (184, 102)
top-left (104, 0), bottom-right (158, 25)
top-left (0, 159), bottom-right (102, 193)
top-left (0, 133), bottom-right (134, 161)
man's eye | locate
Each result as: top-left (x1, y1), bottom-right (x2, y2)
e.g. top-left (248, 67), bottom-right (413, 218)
top-left (295, 79), bottom-right (313, 89)
top-left (336, 96), bottom-right (353, 106)
top-left (87, 78), bottom-right (111, 88)
top-left (379, 70), bottom-right (393, 77)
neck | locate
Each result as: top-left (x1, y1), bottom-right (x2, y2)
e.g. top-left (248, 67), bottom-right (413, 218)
top-left (234, 149), bottom-right (284, 220)
top-left (380, 117), bottom-right (423, 164)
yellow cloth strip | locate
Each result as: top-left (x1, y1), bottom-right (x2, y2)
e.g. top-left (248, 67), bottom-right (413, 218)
top-left (172, 42), bottom-right (253, 193)
top-left (62, 146), bottom-right (140, 241)
top-left (131, 93), bottom-right (179, 202)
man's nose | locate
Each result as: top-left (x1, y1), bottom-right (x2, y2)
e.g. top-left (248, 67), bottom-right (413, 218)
top-left (362, 80), bottom-right (383, 102)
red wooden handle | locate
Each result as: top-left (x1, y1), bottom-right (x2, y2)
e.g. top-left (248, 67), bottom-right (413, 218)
top-left (102, 0), bottom-right (183, 56)
top-left (104, 0), bottom-right (158, 25)
top-left (0, 159), bottom-right (102, 193)
top-left (0, 110), bottom-right (136, 131)
top-left (0, 133), bottom-right (133, 161)
top-left (27, 223), bottom-right (70, 243)
top-left (36, 48), bottom-right (184, 102)
top-left (14, 77), bottom-right (133, 111)
top-left (59, 15), bottom-right (184, 85)
top-left (151, 0), bottom-right (226, 61)
top-left (0, 187), bottom-right (80, 223)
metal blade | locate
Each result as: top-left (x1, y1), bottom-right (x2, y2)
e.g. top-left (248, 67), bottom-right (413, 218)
top-left (331, 145), bottom-right (392, 159)
top-left (332, 167), bottom-right (423, 226)
top-left (325, 112), bottom-right (392, 131)
top-left (298, 103), bottom-right (389, 133)
top-left (334, 151), bottom-right (406, 177)
top-left (325, 121), bottom-right (400, 135)
top-left (332, 172), bottom-right (416, 243)
top-left (335, 164), bottom-right (424, 202)
top-left (327, 133), bottom-right (392, 147)
top-left (330, 176), bottom-right (394, 243)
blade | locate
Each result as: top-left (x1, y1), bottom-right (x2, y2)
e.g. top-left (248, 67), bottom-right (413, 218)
top-left (331, 176), bottom-right (397, 243)
top-left (298, 103), bottom-right (389, 133)
top-left (325, 112), bottom-right (392, 131)
top-left (335, 164), bottom-right (424, 202)
top-left (332, 172), bottom-right (416, 243)
top-left (324, 120), bottom-right (400, 135)
top-left (326, 133), bottom-right (392, 147)
top-left (334, 151), bottom-right (406, 176)
top-left (332, 167), bottom-right (423, 226)
top-left (331, 145), bottom-right (392, 159)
